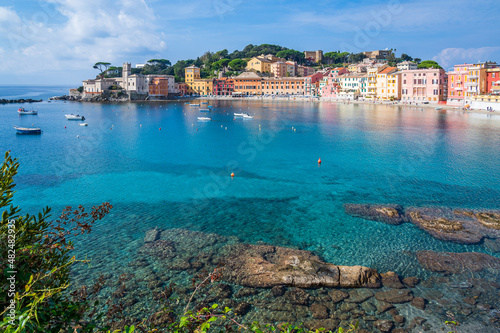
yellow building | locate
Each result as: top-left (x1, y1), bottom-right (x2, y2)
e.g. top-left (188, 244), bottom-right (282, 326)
top-left (184, 65), bottom-right (213, 95)
top-left (246, 56), bottom-right (273, 73)
top-left (376, 67), bottom-right (401, 100)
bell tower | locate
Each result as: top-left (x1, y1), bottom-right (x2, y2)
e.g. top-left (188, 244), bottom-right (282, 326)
top-left (122, 63), bottom-right (131, 90)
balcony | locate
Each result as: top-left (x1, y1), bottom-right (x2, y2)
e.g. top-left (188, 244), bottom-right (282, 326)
top-left (454, 87), bottom-right (463, 90)
top-left (468, 75), bottom-right (478, 79)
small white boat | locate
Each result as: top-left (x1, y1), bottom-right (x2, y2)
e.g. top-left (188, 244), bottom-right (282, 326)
top-left (243, 114), bottom-right (253, 119)
top-left (190, 103), bottom-right (200, 106)
top-left (14, 126), bottom-right (41, 134)
top-left (435, 107), bottom-right (443, 110)
top-left (17, 107), bottom-right (38, 115)
top-left (197, 117), bottom-right (211, 121)
top-left (207, 105), bottom-right (214, 108)
top-left (79, 123), bottom-right (88, 126)
top-left (65, 114), bottom-right (85, 120)
top-left (234, 113), bottom-right (246, 117)
top-left (199, 109), bottom-right (210, 112)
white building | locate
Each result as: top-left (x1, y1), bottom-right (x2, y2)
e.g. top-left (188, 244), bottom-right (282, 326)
top-left (397, 61), bottom-right (418, 71)
top-left (338, 73), bottom-right (368, 98)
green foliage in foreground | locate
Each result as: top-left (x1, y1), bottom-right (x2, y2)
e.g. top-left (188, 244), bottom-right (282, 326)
top-left (0, 151), bottom-right (361, 332)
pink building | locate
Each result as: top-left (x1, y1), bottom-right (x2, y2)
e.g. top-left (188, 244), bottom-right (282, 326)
top-left (305, 71), bottom-right (329, 96)
top-left (401, 68), bottom-right (448, 103)
top-left (320, 67), bottom-right (349, 98)
top-left (447, 63), bottom-right (472, 105)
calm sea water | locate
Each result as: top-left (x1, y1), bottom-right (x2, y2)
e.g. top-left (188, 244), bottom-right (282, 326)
top-left (2, 85), bottom-right (500, 279)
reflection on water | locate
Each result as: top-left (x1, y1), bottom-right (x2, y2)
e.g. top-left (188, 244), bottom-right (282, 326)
top-left (2, 97), bottom-right (500, 331)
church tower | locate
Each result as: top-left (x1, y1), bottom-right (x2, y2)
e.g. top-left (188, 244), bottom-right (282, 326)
top-left (122, 63), bottom-right (131, 90)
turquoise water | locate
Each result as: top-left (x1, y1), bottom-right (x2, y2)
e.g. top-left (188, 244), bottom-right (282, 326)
top-left (1, 89), bottom-right (500, 279)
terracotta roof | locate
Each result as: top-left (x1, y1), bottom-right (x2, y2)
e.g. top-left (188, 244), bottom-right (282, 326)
top-left (379, 67), bottom-right (397, 74)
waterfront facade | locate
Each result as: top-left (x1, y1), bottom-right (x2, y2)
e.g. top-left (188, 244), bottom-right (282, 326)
top-left (486, 68), bottom-right (500, 94)
top-left (447, 64), bottom-right (472, 105)
top-left (213, 78), bottom-right (234, 96)
top-left (376, 67), bottom-right (401, 100)
top-left (401, 68), bottom-right (448, 102)
top-left (149, 77), bottom-right (169, 97)
top-left (261, 77), bottom-right (306, 95)
top-left (233, 72), bottom-right (262, 95)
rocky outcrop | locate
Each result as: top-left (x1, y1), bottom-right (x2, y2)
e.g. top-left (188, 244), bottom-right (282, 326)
top-left (345, 204), bottom-right (500, 245)
top-left (416, 250), bottom-right (500, 274)
top-left (0, 98), bottom-right (42, 104)
top-left (344, 204), bottom-right (405, 225)
top-left (222, 244), bottom-right (381, 288)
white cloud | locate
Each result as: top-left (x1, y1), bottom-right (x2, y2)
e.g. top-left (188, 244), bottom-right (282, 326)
top-left (433, 47), bottom-right (500, 70)
top-left (0, 0), bottom-right (166, 79)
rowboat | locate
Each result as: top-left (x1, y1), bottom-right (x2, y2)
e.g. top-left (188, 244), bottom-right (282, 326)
top-left (199, 109), bottom-right (210, 112)
top-left (197, 117), bottom-right (211, 121)
top-left (14, 126), bottom-right (41, 134)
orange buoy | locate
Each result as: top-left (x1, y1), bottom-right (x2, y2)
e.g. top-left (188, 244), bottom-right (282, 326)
top-left (159, 127), bottom-right (161, 130)
top-left (231, 172), bottom-right (235, 178)
top-left (318, 158), bottom-right (322, 164)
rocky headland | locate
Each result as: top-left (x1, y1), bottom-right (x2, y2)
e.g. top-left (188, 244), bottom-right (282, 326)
top-left (0, 98), bottom-right (42, 104)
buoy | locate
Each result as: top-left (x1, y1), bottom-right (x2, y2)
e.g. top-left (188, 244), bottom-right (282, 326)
top-left (231, 172), bottom-right (235, 178)
top-left (77, 135), bottom-right (79, 138)
top-left (64, 126), bottom-right (66, 129)
top-left (140, 124), bottom-right (142, 127)
top-left (318, 158), bottom-right (322, 164)
top-left (159, 127), bottom-right (161, 130)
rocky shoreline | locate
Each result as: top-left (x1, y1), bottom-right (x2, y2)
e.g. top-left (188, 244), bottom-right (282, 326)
top-left (70, 227), bottom-right (500, 332)
top-left (0, 98), bottom-right (42, 104)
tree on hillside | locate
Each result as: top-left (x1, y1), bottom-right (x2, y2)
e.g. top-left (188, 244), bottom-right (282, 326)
top-left (414, 58), bottom-right (422, 64)
top-left (228, 59), bottom-right (247, 71)
top-left (400, 54), bottom-right (413, 62)
top-left (276, 49), bottom-right (305, 63)
top-left (93, 62), bottom-right (111, 78)
top-left (417, 60), bottom-right (442, 69)
top-left (213, 59), bottom-right (230, 71)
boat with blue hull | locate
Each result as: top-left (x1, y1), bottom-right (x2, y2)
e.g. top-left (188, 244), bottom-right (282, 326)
top-left (14, 126), bottom-right (41, 134)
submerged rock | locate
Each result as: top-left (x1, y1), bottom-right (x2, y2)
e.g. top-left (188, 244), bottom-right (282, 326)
top-left (221, 244), bottom-right (381, 288)
top-left (144, 227), bottom-right (160, 243)
top-left (416, 250), bottom-right (500, 274)
top-left (344, 204), bottom-right (405, 225)
top-left (381, 271), bottom-right (405, 289)
top-left (374, 289), bottom-right (413, 304)
top-left (484, 238), bottom-right (500, 253)
top-left (138, 240), bottom-right (175, 259)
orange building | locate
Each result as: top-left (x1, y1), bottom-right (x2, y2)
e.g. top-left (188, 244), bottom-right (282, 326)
top-left (233, 72), bottom-right (262, 95)
top-left (149, 77), bottom-right (169, 96)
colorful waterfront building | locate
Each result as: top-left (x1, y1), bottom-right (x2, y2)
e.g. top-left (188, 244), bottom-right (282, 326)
top-left (297, 65), bottom-right (315, 77)
top-left (175, 82), bottom-right (188, 96)
top-left (486, 68), bottom-right (500, 94)
top-left (338, 73), bottom-right (368, 99)
top-left (305, 71), bottom-right (330, 96)
top-left (261, 77), bottom-right (305, 95)
top-left (184, 65), bottom-right (213, 95)
top-left (213, 77), bottom-right (234, 96)
top-left (376, 67), bottom-right (401, 100)
top-left (400, 68), bottom-right (447, 103)
top-left (447, 63), bottom-right (472, 105)
top-left (149, 77), bottom-right (169, 97)
top-left (319, 67), bottom-right (348, 98)
top-left (366, 65), bottom-right (388, 99)
top-left (233, 72), bottom-right (262, 95)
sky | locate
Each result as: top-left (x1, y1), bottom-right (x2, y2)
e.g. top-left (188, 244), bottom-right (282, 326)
top-left (0, 0), bottom-right (499, 85)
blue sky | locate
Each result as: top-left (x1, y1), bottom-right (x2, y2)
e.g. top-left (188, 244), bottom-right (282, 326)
top-left (1, 0), bottom-right (499, 85)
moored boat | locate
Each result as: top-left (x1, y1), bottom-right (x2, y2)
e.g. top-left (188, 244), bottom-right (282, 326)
top-left (65, 114), bottom-right (85, 120)
top-left (243, 114), bottom-right (253, 119)
top-left (435, 107), bottom-right (443, 110)
top-left (17, 108), bottom-right (38, 115)
top-left (14, 126), bottom-right (41, 134)
top-left (201, 102), bottom-right (208, 104)
top-left (189, 103), bottom-right (200, 106)
top-left (199, 109), bottom-right (210, 112)
top-left (197, 117), bottom-right (211, 121)
top-left (234, 113), bottom-right (245, 117)
top-left (79, 123), bottom-right (88, 126)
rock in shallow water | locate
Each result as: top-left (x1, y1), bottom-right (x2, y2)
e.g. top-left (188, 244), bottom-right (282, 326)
top-left (416, 250), bottom-right (500, 274)
top-left (374, 289), bottom-right (413, 304)
top-left (221, 244), bottom-right (381, 288)
top-left (344, 204), bottom-right (405, 225)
